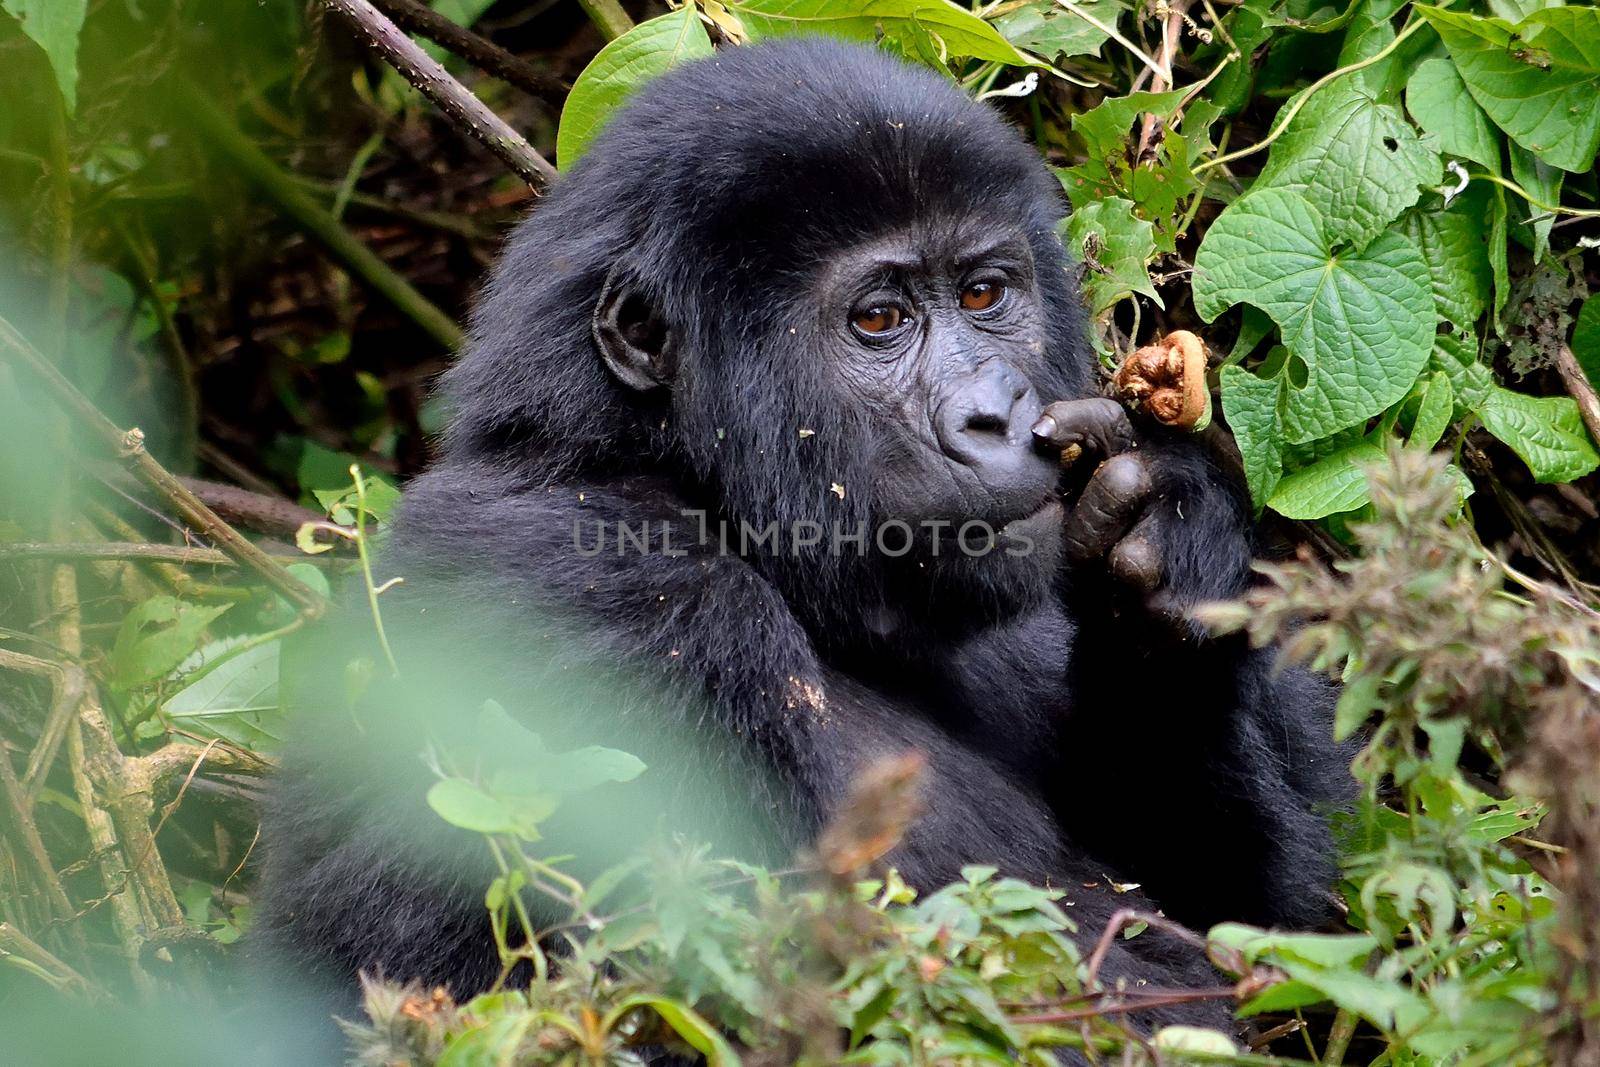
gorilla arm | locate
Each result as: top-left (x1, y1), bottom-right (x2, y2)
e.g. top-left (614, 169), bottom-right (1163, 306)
top-left (1031, 399), bottom-right (1350, 930)
top-left (260, 460), bottom-right (1227, 1015)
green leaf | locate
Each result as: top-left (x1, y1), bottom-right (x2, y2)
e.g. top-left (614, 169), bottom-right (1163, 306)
top-left (1409, 372), bottom-right (1454, 451)
top-left (557, 7), bottom-right (714, 166)
top-left (1398, 187), bottom-right (1495, 326)
top-left (1062, 197), bottom-right (1160, 317)
top-left (1404, 57), bottom-right (1501, 170)
top-left (1334, 671), bottom-right (1383, 742)
top-left (1267, 439), bottom-right (1386, 520)
top-left (1, 1), bottom-right (87, 113)
top-left (437, 1013), bottom-right (534, 1067)
top-left (1194, 188), bottom-right (1435, 442)
top-left (1573, 295), bottom-right (1600, 391)
top-left (607, 994), bottom-right (742, 1066)
top-left (426, 779), bottom-right (518, 836)
top-left (1253, 76), bottom-right (1442, 252)
top-left (1219, 363), bottom-right (1285, 508)
top-left (109, 597), bottom-right (233, 692)
top-left (1208, 924), bottom-right (1377, 967)
top-left (1478, 385), bottom-right (1600, 483)
top-left (1060, 90), bottom-right (1196, 246)
top-left (164, 639), bottom-right (283, 750)
top-left (1417, 5), bottom-right (1600, 173)
top-left (993, 0), bottom-right (1123, 60)
top-left (730, 0), bottom-right (1033, 66)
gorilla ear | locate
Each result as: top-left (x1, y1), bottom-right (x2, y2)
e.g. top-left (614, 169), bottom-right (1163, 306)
top-left (593, 266), bottom-right (676, 391)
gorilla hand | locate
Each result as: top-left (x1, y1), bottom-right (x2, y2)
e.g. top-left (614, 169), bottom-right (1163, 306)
top-left (1031, 397), bottom-right (1252, 632)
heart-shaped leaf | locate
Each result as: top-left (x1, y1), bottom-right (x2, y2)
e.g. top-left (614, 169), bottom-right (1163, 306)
top-left (1194, 188), bottom-right (1434, 442)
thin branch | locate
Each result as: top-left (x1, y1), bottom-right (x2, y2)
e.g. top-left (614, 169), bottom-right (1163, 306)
top-left (1555, 344), bottom-right (1600, 450)
top-left (322, 0), bottom-right (557, 188)
top-left (0, 542), bottom-right (305, 566)
top-left (368, 0), bottom-right (570, 103)
top-left (0, 316), bottom-right (328, 620)
top-left (175, 86), bottom-right (466, 351)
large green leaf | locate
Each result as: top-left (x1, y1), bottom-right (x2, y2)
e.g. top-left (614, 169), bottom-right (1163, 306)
top-left (1253, 76), bottom-right (1441, 252)
top-left (1193, 188), bottom-right (1434, 442)
top-left (1, 0), bottom-right (86, 112)
top-left (1478, 385), bottom-right (1600, 483)
top-left (1267, 439), bottom-right (1386, 520)
top-left (1404, 56), bottom-right (1501, 170)
top-left (1398, 189), bottom-right (1494, 326)
top-left (730, 0), bottom-right (1033, 65)
top-left (1062, 197), bottom-right (1160, 316)
top-left (1418, 5), bottom-right (1600, 172)
top-left (557, 7), bottom-right (714, 166)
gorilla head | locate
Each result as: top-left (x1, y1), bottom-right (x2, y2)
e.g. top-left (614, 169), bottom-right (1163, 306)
top-left (441, 40), bottom-right (1093, 647)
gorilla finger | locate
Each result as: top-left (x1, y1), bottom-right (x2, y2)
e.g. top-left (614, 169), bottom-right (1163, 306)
top-left (1062, 453), bottom-right (1152, 562)
top-left (1109, 511), bottom-right (1166, 593)
top-left (1031, 398), bottom-right (1136, 459)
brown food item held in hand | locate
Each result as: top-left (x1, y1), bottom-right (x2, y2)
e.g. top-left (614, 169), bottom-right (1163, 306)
top-left (1112, 330), bottom-right (1212, 431)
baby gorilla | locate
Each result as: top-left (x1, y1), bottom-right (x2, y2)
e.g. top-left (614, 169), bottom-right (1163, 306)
top-left (258, 36), bottom-right (1349, 1042)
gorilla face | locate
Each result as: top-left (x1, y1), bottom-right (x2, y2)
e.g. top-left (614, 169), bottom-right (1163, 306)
top-left (818, 222), bottom-right (1062, 541)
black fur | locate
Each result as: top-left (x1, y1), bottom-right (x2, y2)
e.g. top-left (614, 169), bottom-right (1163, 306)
top-left (258, 38), bottom-right (1350, 1047)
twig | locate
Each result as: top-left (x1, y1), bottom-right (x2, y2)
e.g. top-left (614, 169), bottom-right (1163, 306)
top-left (0, 315), bottom-right (328, 621)
top-left (1554, 344), bottom-right (1600, 450)
top-left (321, 0), bottom-right (557, 189)
top-left (1053, 0), bottom-right (1166, 83)
top-left (0, 741), bottom-right (82, 936)
top-left (0, 922), bottom-right (93, 994)
top-left (175, 87), bottom-right (466, 351)
top-left (578, 0), bottom-right (636, 41)
top-left (0, 647), bottom-right (87, 808)
top-left (369, 0), bottom-right (570, 103)
top-left (0, 542), bottom-right (309, 566)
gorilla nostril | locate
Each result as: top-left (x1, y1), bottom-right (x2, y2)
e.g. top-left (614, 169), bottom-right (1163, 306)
top-left (964, 411), bottom-right (1009, 436)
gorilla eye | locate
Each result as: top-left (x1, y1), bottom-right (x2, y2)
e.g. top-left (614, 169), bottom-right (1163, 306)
top-left (852, 304), bottom-right (907, 337)
top-left (961, 282), bottom-right (1005, 313)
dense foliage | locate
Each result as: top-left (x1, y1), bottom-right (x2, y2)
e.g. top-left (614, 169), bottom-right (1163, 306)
top-left (1, 0), bottom-right (1598, 1064)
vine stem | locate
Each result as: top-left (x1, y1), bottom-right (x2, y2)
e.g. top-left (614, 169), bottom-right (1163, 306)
top-left (1195, 17), bottom-right (1428, 174)
top-left (1052, 0), bottom-right (1168, 83)
top-left (1470, 171), bottom-right (1600, 220)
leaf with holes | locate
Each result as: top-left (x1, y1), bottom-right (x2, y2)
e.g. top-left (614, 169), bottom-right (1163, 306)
top-left (1062, 197), bottom-right (1160, 318)
top-left (993, 0), bottom-right (1124, 60)
top-left (1253, 76), bottom-right (1442, 252)
top-left (1193, 188), bottom-right (1434, 442)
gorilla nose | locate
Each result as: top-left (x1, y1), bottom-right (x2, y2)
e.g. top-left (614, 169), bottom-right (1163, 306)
top-left (935, 362), bottom-right (1055, 506)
